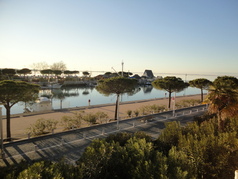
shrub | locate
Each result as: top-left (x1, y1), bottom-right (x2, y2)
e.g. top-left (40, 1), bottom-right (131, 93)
top-left (95, 111), bottom-right (109, 124)
top-left (126, 110), bottom-right (132, 117)
top-left (60, 111), bottom-right (84, 130)
top-left (27, 118), bottom-right (58, 136)
top-left (83, 113), bottom-right (97, 126)
top-left (134, 110), bottom-right (139, 117)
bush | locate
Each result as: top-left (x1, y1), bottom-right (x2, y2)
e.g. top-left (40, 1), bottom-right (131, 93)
top-left (95, 111), bottom-right (109, 124)
top-left (27, 118), bottom-right (58, 136)
top-left (60, 111), bottom-right (84, 130)
top-left (134, 110), bottom-right (139, 117)
top-left (83, 113), bottom-right (97, 126)
top-left (126, 110), bottom-right (132, 117)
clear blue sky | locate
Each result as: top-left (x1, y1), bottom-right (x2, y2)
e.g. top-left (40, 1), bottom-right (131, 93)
top-left (0, 0), bottom-right (238, 76)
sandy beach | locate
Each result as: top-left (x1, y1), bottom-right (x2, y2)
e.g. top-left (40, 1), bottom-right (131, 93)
top-left (1, 94), bottom-right (202, 140)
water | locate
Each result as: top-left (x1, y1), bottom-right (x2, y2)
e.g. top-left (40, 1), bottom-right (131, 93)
top-left (0, 86), bottom-right (204, 116)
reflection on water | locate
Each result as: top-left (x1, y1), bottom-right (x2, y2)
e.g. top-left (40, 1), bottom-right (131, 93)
top-left (1, 86), bottom-right (205, 115)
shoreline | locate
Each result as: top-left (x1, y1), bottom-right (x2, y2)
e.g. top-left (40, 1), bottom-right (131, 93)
top-left (2, 94), bottom-right (203, 140)
top-left (3, 94), bottom-right (202, 118)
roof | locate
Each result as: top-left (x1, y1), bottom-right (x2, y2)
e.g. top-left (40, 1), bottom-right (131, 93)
top-left (142, 70), bottom-right (155, 79)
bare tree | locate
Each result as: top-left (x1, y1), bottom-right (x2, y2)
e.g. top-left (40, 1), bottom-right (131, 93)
top-left (50, 61), bottom-right (67, 71)
top-left (31, 62), bottom-right (49, 70)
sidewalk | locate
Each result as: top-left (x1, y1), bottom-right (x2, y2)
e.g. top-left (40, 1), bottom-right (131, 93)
top-left (1, 94), bottom-right (201, 140)
top-left (0, 105), bottom-right (206, 167)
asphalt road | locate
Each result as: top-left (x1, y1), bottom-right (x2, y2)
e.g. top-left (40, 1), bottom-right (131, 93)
top-left (0, 105), bottom-right (207, 167)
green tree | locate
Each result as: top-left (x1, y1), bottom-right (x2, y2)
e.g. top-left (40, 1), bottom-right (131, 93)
top-left (96, 76), bottom-right (137, 120)
top-left (206, 76), bottom-right (238, 129)
top-left (152, 76), bottom-right (189, 109)
top-left (189, 78), bottom-right (212, 102)
top-left (40, 69), bottom-right (53, 76)
top-left (1, 68), bottom-right (16, 80)
top-left (52, 70), bottom-right (62, 76)
top-left (17, 68), bottom-right (32, 79)
top-left (82, 71), bottom-right (90, 77)
top-left (0, 80), bottom-right (39, 140)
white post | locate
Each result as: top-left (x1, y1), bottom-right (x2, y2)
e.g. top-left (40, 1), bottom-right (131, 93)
top-left (117, 94), bottom-right (120, 129)
top-left (35, 145), bottom-right (38, 151)
top-left (0, 107), bottom-right (4, 158)
top-left (235, 170), bottom-right (238, 179)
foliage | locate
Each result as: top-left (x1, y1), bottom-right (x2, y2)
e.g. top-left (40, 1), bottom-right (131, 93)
top-left (82, 71), bottom-right (90, 77)
top-left (52, 70), bottom-right (63, 76)
top-left (2, 117), bottom-right (238, 178)
top-left (96, 76), bottom-right (138, 120)
top-left (1, 160), bottom-right (83, 179)
top-left (155, 118), bottom-right (238, 178)
top-left (0, 80), bottom-right (40, 140)
top-left (17, 68), bottom-right (32, 78)
top-left (139, 104), bottom-right (167, 115)
top-left (126, 110), bottom-right (132, 117)
top-left (82, 113), bottom-right (97, 126)
top-left (206, 76), bottom-right (238, 129)
top-left (189, 78), bottom-right (212, 102)
top-left (40, 69), bottom-right (53, 76)
top-left (96, 76), bottom-right (138, 96)
top-left (152, 76), bottom-right (189, 109)
top-left (64, 70), bottom-right (79, 75)
top-left (27, 118), bottom-right (58, 136)
top-left (134, 109), bottom-right (139, 117)
top-left (95, 111), bottom-right (109, 124)
top-left (1, 68), bottom-right (16, 80)
top-left (77, 132), bottom-right (165, 179)
top-left (60, 111), bottom-right (109, 129)
top-left (60, 111), bottom-right (84, 130)
top-left (175, 99), bottom-right (201, 109)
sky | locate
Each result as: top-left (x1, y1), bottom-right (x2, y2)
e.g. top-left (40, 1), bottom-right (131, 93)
top-left (0, 0), bottom-right (238, 77)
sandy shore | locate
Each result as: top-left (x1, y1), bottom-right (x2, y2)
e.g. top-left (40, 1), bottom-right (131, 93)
top-left (1, 94), bottom-right (202, 140)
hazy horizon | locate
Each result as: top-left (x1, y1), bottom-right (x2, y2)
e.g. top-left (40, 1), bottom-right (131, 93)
top-left (1, 1), bottom-right (238, 75)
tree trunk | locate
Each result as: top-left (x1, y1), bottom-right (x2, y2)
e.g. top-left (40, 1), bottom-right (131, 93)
top-left (201, 88), bottom-right (204, 102)
top-left (168, 92), bottom-right (172, 109)
top-left (5, 105), bottom-right (11, 141)
top-left (114, 94), bottom-right (120, 120)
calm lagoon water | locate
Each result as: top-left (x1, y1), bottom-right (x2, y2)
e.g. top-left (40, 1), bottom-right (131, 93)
top-left (1, 86), bottom-right (204, 115)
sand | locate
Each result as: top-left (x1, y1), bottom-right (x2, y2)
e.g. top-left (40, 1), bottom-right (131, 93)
top-left (1, 94), bottom-right (202, 140)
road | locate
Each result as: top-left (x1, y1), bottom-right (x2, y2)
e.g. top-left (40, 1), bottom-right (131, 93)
top-left (0, 105), bottom-right (207, 167)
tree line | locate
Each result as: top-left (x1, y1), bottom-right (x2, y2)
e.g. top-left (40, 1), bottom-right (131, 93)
top-left (1, 75), bottom-right (238, 141)
top-left (1, 117), bottom-right (238, 178)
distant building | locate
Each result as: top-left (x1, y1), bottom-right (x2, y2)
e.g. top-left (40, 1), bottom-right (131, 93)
top-left (142, 70), bottom-right (155, 79)
top-left (131, 74), bottom-right (141, 79)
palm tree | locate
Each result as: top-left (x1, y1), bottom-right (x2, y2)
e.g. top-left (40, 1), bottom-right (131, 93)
top-left (206, 76), bottom-right (238, 129)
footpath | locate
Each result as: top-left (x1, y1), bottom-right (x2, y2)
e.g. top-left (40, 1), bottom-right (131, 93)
top-left (0, 105), bottom-right (207, 167)
top-left (1, 94), bottom-right (202, 140)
